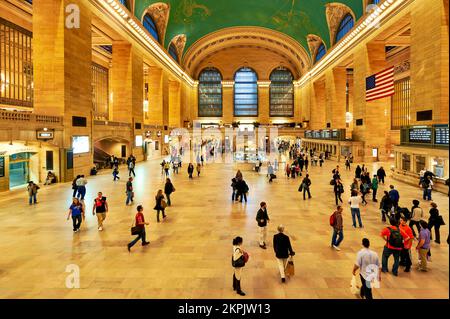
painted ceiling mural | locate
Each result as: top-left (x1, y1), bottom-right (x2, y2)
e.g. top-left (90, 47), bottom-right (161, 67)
top-left (134, 0), bottom-right (363, 57)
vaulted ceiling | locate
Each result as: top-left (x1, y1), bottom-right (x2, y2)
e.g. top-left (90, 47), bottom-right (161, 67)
top-left (134, 0), bottom-right (364, 56)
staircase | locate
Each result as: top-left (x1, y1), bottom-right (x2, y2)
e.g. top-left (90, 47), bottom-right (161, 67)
top-left (94, 147), bottom-right (111, 169)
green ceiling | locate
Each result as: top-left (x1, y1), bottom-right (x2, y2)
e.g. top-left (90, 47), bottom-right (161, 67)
top-left (134, 0), bottom-right (363, 57)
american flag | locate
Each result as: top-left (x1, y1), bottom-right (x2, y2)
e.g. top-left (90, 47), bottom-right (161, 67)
top-left (365, 66), bottom-right (395, 102)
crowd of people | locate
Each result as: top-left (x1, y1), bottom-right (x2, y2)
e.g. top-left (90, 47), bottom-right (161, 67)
top-left (21, 143), bottom-right (448, 299)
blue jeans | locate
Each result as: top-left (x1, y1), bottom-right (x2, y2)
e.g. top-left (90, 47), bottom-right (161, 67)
top-left (126, 191), bottom-right (133, 205)
top-left (423, 189), bottom-right (432, 200)
top-left (331, 229), bottom-right (344, 247)
top-left (29, 193), bottom-right (37, 204)
top-left (77, 186), bottom-right (86, 200)
top-left (351, 208), bottom-right (363, 227)
top-left (72, 186), bottom-right (78, 198)
top-left (382, 246), bottom-right (400, 275)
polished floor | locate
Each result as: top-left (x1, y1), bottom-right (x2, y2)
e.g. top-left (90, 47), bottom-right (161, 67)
top-left (0, 155), bottom-right (448, 299)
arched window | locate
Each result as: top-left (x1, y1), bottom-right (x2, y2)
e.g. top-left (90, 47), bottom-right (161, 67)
top-left (168, 43), bottom-right (179, 63)
top-left (143, 14), bottom-right (159, 42)
top-left (234, 67), bottom-right (258, 117)
top-left (198, 68), bottom-right (222, 117)
top-left (315, 43), bottom-right (326, 63)
top-left (270, 67), bottom-right (294, 117)
top-left (335, 14), bottom-right (354, 43)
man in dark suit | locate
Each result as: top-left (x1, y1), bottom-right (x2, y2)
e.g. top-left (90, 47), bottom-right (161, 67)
top-left (256, 202), bottom-right (270, 249)
top-left (273, 225), bottom-right (295, 283)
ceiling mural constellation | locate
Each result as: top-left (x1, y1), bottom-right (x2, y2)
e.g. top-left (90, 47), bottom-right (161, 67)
top-left (134, 0), bottom-right (363, 58)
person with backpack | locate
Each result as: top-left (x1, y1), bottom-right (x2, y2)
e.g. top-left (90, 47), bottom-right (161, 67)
top-left (380, 218), bottom-right (410, 276)
top-left (348, 190), bottom-right (363, 228)
top-left (399, 216), bottom-right (414, 272)
top-left (27, 181), bottom-right (40, 205)
top-left (409, 200), bottom-right (423, 238)
top-left (67, 197), bottom-right (84, 232)
top-left (127, 205), bottom-right (150, 252)
top-left (92, 192), bottom-right (108, 231)
top-left (273, 225), bottom-right (295, 282)
top-left (330, 206), bottom-right (344, 251)
top-left (164, 178), bottom-right (175, 207)
top-left (300, 174), bottom-right (312, 200)
top-left (76, 175), bottom-right (87, 201)
top-left (126, 177), bottom-right (134, 206)
top-left (371, 175), bottom-right (379, 202)
top-left (422, 175), bottom-right (433, 201)
top-left (334, 179), bottom-right (344, 205)
top-left (352, 238), bottom-right (380, 299)
top-left (72, 175), bottom-right (80, 198)
top-left (232, 236), bottom-right (247, 296)
top-left (154, 189), bottom-right (167, 222)
top-left (380, 191), bottom-right (393, 222)
top-left (256, 202), bottom-right (270, 249)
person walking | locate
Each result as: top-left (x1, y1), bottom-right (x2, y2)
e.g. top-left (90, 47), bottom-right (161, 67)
top-left (416, 220), bottom-right (431, 272)
top-left (273, 225), bottom-right (295, 283)
top-left (330, 206), bottom-right (344, 251)
top-left (92, 192), bottom-right (108, 231)
top-left (409, 200), bottom-right (423, 238)
top-left (422, 176), bottom-right (433, 201)
top-left (380, 191), bottom-right (393, 222)
top-left (267, 163), bottom-right (275, 183)
top-left (377, 167), bottom-right (386, 184)
top-left (125, 177), bottom-right (134, 205)
top-left (196, 163), bottom-right (201, 177)
top-left (232, 236), bottom-right (247, 296)
top-left (187, 163), bottom-right (194, 179)
top-left (164, 161), bottom-right (171, 177)
top-left (319, 154), bottom-right (324, 167)
top-left (352, 238), bottom-right (380, 300)
top-left (428, 202), bottom-right (443, 244)
top-left (350, 179), bottom-right (359, 192)
top-left (304, 156), bottom-right (309, 171)
top-left (72, 175), bottom-right (80, 198)
top-left (345, 157), bottom-right (351, 171)
top-left (231, 178), bottom-right (239, 201)
top-left (371, 175), bottom-right (379, 202)
top-left (348, 190), bottom-right (363, 228)
top-left (256, 202), bottom-right (270, 249)
top-left (164, 178), bottom-right (175, 207)
top-left (76, 175), bottom-right (87, 201)
top-left (27, 181), bottom-right (39, 205)
top-left (128, 160), bottom-right (136, 177)
top-left (67, 197), bottom-right (84, 233)
top-left (334, 179), bottom-right (344, 205)
top-left (113, 166), bottom-right (120, 181)
top-left (127, 205), bottom-right (150, 251)
top-left (399, 216), bottom-right (414, 272)
top-left (360, 180), bottom-right (369, 206)
top-left (300, 174), bottom-right (312, 200)
top-left (388, 185), bottom-right (400, 210)
top-left (237, 179), bottom-right (249, 203)
top-left (154, 189), bottom-right (167, 222)
top-left (355, 165), bottom-right (362, 180)
top-left (381, 218), bottom-right (410, 276)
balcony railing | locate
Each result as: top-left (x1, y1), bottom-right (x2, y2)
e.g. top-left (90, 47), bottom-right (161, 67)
top-left (0, 110), bottom-right (62, 124)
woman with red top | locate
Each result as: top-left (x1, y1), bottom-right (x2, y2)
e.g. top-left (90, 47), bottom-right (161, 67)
top-left (127, 205), bottom-right (149, 252)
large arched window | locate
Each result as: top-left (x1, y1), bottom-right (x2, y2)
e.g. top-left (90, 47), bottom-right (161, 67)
top-left (335, 14), bottom-right (354, 43)
top-left (270, 67), bottom-right (294, 117)
top-left (315, 43), bottom-right (326, 64)
top-left (143, 14), bottom-right (159, 42)
top-left (234, 67), bottom-right (258, 117)
top-left (168, 43), bottom-right (179, 63)
top-left (198, 68), bottom-right (222, 117)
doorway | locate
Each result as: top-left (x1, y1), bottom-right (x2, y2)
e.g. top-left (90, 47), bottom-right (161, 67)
top-left (9, 152), bottom-right (33, 188)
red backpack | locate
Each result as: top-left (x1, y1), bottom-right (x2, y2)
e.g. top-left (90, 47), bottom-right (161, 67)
top-left (330, 212), bottom-right (337, 226)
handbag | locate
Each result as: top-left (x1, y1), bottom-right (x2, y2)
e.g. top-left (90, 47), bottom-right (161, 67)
top-left (130, 218), bottom-right (141, 235)
top-left (298, 183), bottom-right (303, 192)
top-left (285, 256), bottom-right (295, 277)
top-left (231, 248), bottom-right (246, 268)
top-left (437, 215), bottom-right (446, 226)
top-left (161, 199), bottom-right (168, 209)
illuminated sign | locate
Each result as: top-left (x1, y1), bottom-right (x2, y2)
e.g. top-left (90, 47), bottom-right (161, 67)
top-left (36, 130), bottom-right (54, 140)
top-left (72, 136), bottom-right (90, 154)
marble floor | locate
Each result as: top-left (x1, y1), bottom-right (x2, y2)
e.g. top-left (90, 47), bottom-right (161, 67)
top-left (0, 156), bottom-right (448, 299)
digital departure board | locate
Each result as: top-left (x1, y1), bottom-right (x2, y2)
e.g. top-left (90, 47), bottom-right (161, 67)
top-left (321, 130), bottom-right (331, 139)
top-left (408, 127), bottom-right (432, 144)
top-left (332, 129), bottom-right (340, 139)
top-left (312, 130), bottom-right (321, 139)
top-left (434, 125), bottom-right (449, 145)
top-left (304, 130), bottom-right (312, 138)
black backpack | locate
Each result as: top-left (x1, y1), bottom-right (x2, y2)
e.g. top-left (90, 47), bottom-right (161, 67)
top-left (388, 227), bottom-right (403, 248)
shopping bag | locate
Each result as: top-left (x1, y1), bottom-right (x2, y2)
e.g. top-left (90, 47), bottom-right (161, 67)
top-left (350, 275), bottom-right (359, 295)
top-left (285, 257), bottom-right (295, 277)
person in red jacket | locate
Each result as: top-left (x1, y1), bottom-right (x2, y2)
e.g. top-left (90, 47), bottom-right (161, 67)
top-left (127, 205), bottom-right (149, 252)
top-left (399, 216), bottom-right (414, 272)
top-left (380, 218), bottom-right (410, 276)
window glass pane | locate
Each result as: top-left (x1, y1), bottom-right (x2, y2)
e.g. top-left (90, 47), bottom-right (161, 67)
top-left (92, 63), bottom-right (109, 120)
top-left (315, 44), bottom-right (326, 63)
top-left (269, 67), bottom-right (294, 117)
top-left (168, 44), bottom-right (179, 62)
top-left (234, 67), bottom-right (258, 116)
top-left (143, 14), bottom-right (159, 42)
top-left (198, 68), bottom-right (222, 117)
top-left (335, 14), bottom-right (354, 43)
top-left (391, 77), bottom-right (410, 129)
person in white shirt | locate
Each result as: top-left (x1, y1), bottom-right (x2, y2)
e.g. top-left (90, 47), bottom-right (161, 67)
top-left (352, 238), bottom-right (380, 300)
top-left (76, 175), bottom-right (87, 200)
top-left (409, 199), bottom-right (423, 238)
top-left (423, 176), bottom-right (433, 201)
top-left (348, 190), bottom-right (363, 228)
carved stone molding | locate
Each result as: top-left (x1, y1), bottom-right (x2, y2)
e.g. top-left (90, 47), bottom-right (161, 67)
top-left (170, 34), bottom-right (187, 61)
top-left (325, 3), bottom-right (355, 46)
top-left (141, 2), bottom-right (170, 45)
top-left (306, 34), bottom-right (326, 61)
top-left (394, 60), bottom-right (410, 74)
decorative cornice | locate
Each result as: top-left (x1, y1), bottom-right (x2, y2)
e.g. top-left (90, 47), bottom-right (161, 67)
top-left (394, 60), bottom-right (410, 74)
